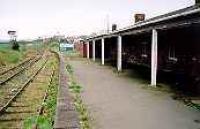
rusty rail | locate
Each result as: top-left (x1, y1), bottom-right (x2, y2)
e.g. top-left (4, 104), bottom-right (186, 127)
top-left (0, 60), bottom-right (47, 114)
top-left (0, 56), bottom-right (41, 85)
top-left (0, 58), bottom-right (32, 75)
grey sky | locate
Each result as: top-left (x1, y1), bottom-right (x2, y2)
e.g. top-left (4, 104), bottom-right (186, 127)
top-left (0, 0), bottom-right (195, 40)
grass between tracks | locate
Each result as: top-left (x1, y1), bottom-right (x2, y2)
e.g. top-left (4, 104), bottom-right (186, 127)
top-left (23, 56), bottom-right (59, 129)
top-left (66, 63), bottom-right (91, 129)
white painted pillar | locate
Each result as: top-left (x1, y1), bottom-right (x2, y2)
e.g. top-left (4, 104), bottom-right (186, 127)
top-left (151, 29), bottom-right (158, 86)
top-left (87, 42), bottom-right (90, 59)
top-left (101, 38), bottom-right (105, 65)
top-left (92, 40), bottom-right (95, 61)
top-left (117, 35), bottom-right (122, 71)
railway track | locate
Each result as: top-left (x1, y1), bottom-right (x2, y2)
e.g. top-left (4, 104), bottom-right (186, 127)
top-left (0, 56), bottom-right (41, 85)
top-left (0, 58), bottom-right (32, 75)
top-left (0, 55), bottom-right (44, 108)
top-left (0, 52), bottom-right (56, 128)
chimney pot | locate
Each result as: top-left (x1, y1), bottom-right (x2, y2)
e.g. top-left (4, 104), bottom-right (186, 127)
top-left (134, 14), bottom-right (145, 23)
top-left (112, 24), bottom-right (117, 31)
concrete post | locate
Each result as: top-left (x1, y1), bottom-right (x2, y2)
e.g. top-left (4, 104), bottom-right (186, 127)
top-left (92, 40), bottom-right (95, 61)
top-left (151, 29), bottom-right (158, 86)
top-left (87, 42), bottom-right (90, 59)
top-left (101, 38), bottom-right (105, 65)
top-left (117, 35), bottom-right (122, 71)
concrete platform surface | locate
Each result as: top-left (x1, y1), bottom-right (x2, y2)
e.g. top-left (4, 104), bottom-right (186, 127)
top-left (69, 59), bottom-right (200, 129)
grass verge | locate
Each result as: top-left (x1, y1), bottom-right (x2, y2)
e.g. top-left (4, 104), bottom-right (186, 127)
top-left (0, 47), bottom-right (24, 65)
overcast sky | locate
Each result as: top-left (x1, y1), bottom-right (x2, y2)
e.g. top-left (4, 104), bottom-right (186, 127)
top-left (0, 0), bottom-right (195, 40)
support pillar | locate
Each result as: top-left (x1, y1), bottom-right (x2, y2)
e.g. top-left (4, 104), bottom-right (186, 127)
top-left (151, 29), bottom-right (158, 86)
top-left (117, 35), bottom-right (122, 71)
top-left (87, 42), bottom-right (90, 59)
top-left (101, 38), bottom-right (105, 65)
top-left (92, 40), bottom-right (95, 61)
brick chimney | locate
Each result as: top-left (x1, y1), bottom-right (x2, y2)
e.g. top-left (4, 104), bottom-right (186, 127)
top-left (134, 14), bottom-right (145, 23)
top-left (112, 24), bottom-right (117, 31)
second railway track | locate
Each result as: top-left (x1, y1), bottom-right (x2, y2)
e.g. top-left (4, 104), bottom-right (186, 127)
top-left (0, 54), bottom-right (45, 108)
top-left (0, 51), bottom-right (58, 128)
top-left (0, 55), bottom-right (42, 85)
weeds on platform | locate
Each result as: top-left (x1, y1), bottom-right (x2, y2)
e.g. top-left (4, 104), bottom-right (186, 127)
top-left (66, 63), bottom-right (74, 74)
top-left (74, 95), bottom-right (90, 129)
top-left (68, 81), bottom-right (82, 93)
top-left (66, 63), bottom-right (91, 129)
top-left (184, 100), bottom-right (200, 111)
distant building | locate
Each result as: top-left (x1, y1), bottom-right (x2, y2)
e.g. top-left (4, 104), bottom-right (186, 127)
top-left (59, 39), bottom-right (74, 51)
top-left (74, 38), bottom-right (87, 57)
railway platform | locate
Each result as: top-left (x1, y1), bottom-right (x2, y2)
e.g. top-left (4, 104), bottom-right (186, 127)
top-left (54, 54), bottom-right (80, 129)
top-left (69, 57), bottom-right (200, 129)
